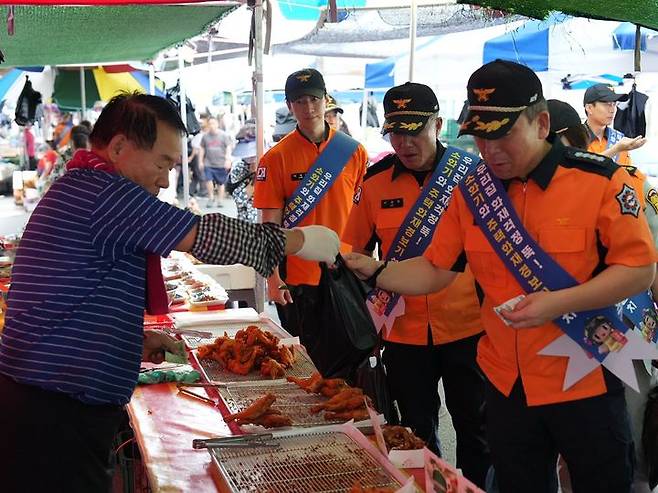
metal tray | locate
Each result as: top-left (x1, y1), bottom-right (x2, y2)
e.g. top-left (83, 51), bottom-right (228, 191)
top-left (219, 380), bottom-right (343, 427)
top-left (208, 424), bottom-right (410, 493)
top-left (182, 321), bottom-right (290, 349)
top-left (194, 345), bottom-right (317, 384)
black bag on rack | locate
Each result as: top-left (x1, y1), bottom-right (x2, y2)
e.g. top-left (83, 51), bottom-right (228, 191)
top-left (166, 82), bottom-right (201, 135)
top-left (15, 77), bottom-right (42, 127)
top-left (308, 255), bottom-right (378, 380)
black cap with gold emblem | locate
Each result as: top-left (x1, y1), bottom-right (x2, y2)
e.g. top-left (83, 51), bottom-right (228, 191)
top-left (459, 59), bottom-right (544, 140)
top-left (382, 82), bottom-right (439, 136)
top-left (285, 68), bottom-right (326, 101)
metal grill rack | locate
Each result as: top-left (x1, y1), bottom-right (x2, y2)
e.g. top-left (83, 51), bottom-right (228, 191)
top-left (209, 427), bottom-right (405, 493)
top-left (181, 321), bottom-right (290, 349)
top-left (196, 346), bottom-right (316, 384)
top-left (219, 381), bottom-right (343, 427)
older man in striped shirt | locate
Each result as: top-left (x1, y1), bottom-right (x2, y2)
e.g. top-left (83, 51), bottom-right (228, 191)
top-left (0, 93), bottom-right (339, 493)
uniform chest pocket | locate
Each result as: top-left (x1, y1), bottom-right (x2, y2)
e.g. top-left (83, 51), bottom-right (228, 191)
top-left (537, 228), bottom-right (588, 272)
top-left (464, 226), bottom-right (507, 287)
top-left (538, 228), bottom-right (587, 253)
top-left (375, 210), bottom-right (407, 253)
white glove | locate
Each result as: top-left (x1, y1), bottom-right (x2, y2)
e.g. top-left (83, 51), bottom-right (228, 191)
top-left (294, 225), bottom-right (340, 263)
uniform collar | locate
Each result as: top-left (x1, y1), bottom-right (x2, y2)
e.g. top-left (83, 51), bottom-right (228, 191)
top-left (502, 134), bottom-right (562, 191)
top-left (391, 140), bottom-right (446, 181)
top-left (295, 122), bottom-right (331, 145)
top-left (584, 121), bottom-right (610, 143)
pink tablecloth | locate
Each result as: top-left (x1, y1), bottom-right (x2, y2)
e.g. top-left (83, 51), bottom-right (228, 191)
top-left (127, 383), bottom-right (230, 492)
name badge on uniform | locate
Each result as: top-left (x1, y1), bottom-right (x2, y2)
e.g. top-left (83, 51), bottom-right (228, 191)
top-left (291, 172), bottom-right (306, 181)
top-left (381, 198), bottom-right (404, 209)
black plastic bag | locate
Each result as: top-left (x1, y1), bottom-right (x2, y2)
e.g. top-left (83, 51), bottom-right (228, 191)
top-left (166, 82), bottom-right (201, 135)
top-left (307, 255), bottom-right (378, 380)
top-left (354, 341), bottom-right (399, 424)
top-left (15, 77), bottom-right (42, 127)
top-left (644, 385), bottom-right (658, 488)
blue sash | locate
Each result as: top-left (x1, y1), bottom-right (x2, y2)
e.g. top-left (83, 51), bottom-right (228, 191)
top-left (460, 162), bottom-right (654, 363)
top-left (368, 147), bottom-right (479, 318)
top-left (282, 131), bottom-right (359, 228)
top-left (606, 127), bottom-right (625, 162)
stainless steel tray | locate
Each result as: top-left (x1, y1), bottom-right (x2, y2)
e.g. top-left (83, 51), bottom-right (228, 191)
top-left (194, 344), bottom-right (317, 384)
top-left (182, 320), bottom-right (290, 349)
top-left (219, 380), bottom-right (343, 427)
top-left (208, 424), bottom-right (410, 492)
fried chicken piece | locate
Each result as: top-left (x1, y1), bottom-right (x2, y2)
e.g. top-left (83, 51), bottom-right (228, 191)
top-left (318, 378), bottom-right (349, 397)
top-left (225, 393), bottom-right (277, 422)
top-left (271, 344), bottom-right (295, 368)
top-left (253, 411), bottom-right (292, 428)
top-left (382, 425), bottom-right (425, 451)
top-left (227, 345), bottom-right (263, 375)
top-left (245, 325), bottom-right (279, 349)
top-left (260, 357), bottom-right (286, 379)
top-left (310, 388), bottom-right (364, 414)
top-left (287, 372), bottom-right (323, 392)
top-left (324, 408), bottom-right (370, 422)
top-left (349, 482), bottom-right (395, 493)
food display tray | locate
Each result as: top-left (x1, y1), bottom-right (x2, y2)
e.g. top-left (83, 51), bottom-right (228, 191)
top-left (181, 320), bottom-right (290, 349)
top-left (219, 380), bottom-right (343, 427)
top-left (193, 344), bottom-right (316, 384)
top-left (208, 424), bottom-right (410, 493)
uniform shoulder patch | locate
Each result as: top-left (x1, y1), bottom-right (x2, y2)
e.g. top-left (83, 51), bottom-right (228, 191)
top-left (256, 167), bottom-right (267, 181)
top-left (562, 148), bottom-right (617, 179)
top-left (616, 183), bottom-right (640, 217)
top-left (647, 187), bottom-right (658, 214)
top-left (364, 153), bottom-right (396, 181)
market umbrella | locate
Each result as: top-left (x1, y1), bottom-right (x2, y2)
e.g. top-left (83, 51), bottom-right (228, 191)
top-left (53, 67), bottom-right (165, 111)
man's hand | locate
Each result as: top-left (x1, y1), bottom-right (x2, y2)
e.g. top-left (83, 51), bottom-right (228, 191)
top-left (293, 226), bottom-right (340, 263)
top-left (142, 330), bottom-right (182, 364)
top-left (612, 136), bottom-right (647, 154)
top-left (267, 276), bottom-right (294, 305)
top-left (499, 291), bottom-right (564, 329)
top-left (343, 252), bottom-right (382, 280)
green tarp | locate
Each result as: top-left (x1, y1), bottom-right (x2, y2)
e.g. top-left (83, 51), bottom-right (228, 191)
top-left (458, 1), bottom-right (658, 31)
top-left (0, 5), bottom-right (235, 67)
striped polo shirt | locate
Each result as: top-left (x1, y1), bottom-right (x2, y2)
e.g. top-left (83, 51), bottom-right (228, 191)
top-left (0, 169), bottom-right (198, 405)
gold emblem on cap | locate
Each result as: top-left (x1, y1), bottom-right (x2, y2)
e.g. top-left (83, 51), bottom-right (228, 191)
top-left (475, 117), bottom-right (510, 133)
top-left (460, 115), bottom-right (510, 133)
top-left (473, 88), bottom-right (495, 102)
top-left (383, 122), bottom-right (396, 130)
top-left (296, 73), bottom-right (311, 82)
top-left (392, 98), bottom-right (412, 109)
top-left (399, 121), bottom-right (424, 131)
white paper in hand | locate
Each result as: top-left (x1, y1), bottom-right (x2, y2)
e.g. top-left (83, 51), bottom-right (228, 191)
top-left (493, 295), bottom-right (526, 326)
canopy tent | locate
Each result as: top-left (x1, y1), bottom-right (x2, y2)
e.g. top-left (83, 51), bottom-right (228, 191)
top-left (479, 15), bottom-right (658, 73)
top-left (456, 0), bottom-right (658, 31)
top-left (0, 5), bottom-right (234, 67)
top-left (273, 4), bottom-right (519, 58)
top-left (613, 22), bottom-right (658, 50)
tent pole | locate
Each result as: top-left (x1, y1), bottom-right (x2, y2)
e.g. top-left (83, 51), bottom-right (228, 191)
top-left (408, 0), bottom-right (417, 81)
top-left (79, 67), bottom-right (86, 121)
top-left (178, 49), bottom-right (190, 209)
top-left (635, 24), bottom-right (642, 72)
top-left (148, 64), bottom-right (155, 95)
top-left (254, 0), bottom-right (266, 313)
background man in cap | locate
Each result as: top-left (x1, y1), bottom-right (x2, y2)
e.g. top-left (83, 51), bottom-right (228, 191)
top-left (345, 60), bottom-right (657, 491)
top-left (343, 81), bottom-right (490, 486)
top-left (324, 94), bottom-right (351, 136)
top-left (584, 83), bottom-right (646, 165)
top-left (254, 68), bottom-right (368, 340)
